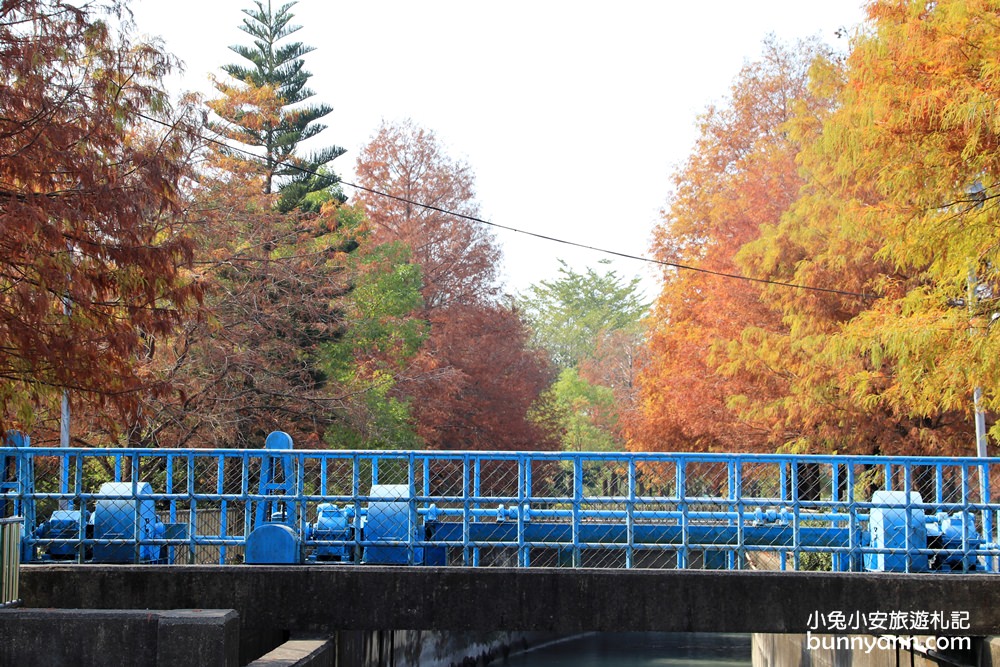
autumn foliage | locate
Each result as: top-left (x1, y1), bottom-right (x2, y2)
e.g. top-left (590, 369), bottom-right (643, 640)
top-left (629, 38), bottom-right (828, 453)
top-left (631, 1), bottom-right (1000, 457)
top-left (117, 2), bottom-right (356, 448)
top-left (355, 120), bottom-right (556, 451)
top-left (0, 0), bottom-right (200, 436)
top-left (9, 0), bottom-right (1000, 458)
top-left (356, 120), bottom-right (500, 308)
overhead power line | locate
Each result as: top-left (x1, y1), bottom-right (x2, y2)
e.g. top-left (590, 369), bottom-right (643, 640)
top-left (138, 106), bottom-right (875, 301)
top-left (341, 178), bottom-right (873, 300)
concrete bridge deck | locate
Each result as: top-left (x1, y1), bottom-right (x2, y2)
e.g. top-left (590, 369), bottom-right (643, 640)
top-left (20, 565), bottom-right (1000, 636)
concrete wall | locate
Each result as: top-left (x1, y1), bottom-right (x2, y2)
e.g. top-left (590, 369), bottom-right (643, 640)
top-left (21, 565), bottom-right (1000, 634)
top-left (980, 637), bottom-right (1000, 666)
top-left (0, 608), bottom-right (240, 667)
top-left (19, 565), bottom-right (1000, 664)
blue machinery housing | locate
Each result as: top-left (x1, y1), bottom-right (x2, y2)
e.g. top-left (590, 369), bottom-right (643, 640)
top-left (2, 430), bottom-right (1000, 573)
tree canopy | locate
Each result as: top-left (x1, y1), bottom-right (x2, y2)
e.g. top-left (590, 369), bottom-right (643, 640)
top-left (630, 37), bottom-right (837, 454)
top-left (519, 259), bottom-right (647, 369)
top-left (10, 0), bottom-right (1000, 459)
top-left (0, 0), bottom-right (200, 433)
top-left (355, 119), bottom-right (501, 308)
top-left (353, 119), bottom-right (556, 451)
top-left (631, 3), bottom-right (1000, 457)
top-left (519, 261), bottom-right (647, 451)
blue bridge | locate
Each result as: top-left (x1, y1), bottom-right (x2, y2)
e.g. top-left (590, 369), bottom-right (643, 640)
top-left (7, 431), bottom-right (1000, 664)
top-left (2, 431), bottom-right (998, 574)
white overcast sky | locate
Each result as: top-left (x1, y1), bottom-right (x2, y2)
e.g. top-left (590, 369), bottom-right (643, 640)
top-left (130, 0), bottom-right (866, 300)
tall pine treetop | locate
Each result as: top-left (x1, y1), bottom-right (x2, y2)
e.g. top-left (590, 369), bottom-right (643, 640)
top-left (225, 2), bottom-right (312, 98)
top-left (211, 0), bottom-right (344, 211)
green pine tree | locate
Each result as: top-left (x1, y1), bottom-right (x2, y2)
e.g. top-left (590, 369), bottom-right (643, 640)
top-left (211, 0), bottom-right (344, 212)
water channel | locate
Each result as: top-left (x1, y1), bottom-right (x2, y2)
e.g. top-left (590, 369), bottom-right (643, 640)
top-left (503, 632), bottom-right (752, 666)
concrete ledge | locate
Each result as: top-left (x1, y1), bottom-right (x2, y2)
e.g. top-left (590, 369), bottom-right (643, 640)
top-left (157, 609), bottom-right (241, 667)
top-left (246, 637), bottom-right (334, 667)
top-left (0, 607), bottom-right (239, 667)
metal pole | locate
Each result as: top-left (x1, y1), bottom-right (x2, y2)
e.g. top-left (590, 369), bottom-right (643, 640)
top-left (59, 391), bottom-right (69, 511)
top-left (968, 270), bottom-right (991, 563)
top-left (59, 242), bottom-right (72, 510)
top-left (975, 386), bottom-right (988, 458)
top-left (968, 271), bottom-right (989, 458)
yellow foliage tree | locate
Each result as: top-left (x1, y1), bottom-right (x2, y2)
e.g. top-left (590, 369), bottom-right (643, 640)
top-left (634, 1), bottom-right (1000, 457)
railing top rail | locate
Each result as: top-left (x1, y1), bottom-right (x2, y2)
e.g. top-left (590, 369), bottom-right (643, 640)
top-left (2, 446), bottom-right (1000, 467)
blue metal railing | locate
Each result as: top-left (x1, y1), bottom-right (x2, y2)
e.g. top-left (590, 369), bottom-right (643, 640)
top-left (3, 444), bottom-right (1000, 572)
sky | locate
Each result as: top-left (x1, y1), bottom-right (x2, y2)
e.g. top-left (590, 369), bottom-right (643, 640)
top-left (130, 0), bottom-right (867, 300)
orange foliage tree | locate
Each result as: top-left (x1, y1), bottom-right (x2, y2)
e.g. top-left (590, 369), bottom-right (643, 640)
top-left (728, 1), bottom-right (1000, 458)
top-left (0, 0), bottom-right (200, 438)
top-left (634, 3), bottom-right (1000, 458)
top-left (629, 37), bottom-right (833, 453)
top-left (356, 120), bottom-right (500, 307)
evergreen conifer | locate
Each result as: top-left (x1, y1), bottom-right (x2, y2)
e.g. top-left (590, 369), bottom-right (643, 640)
top-left (211, 0), bottom-right (344, 212)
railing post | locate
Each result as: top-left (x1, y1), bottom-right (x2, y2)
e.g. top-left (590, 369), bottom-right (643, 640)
top-left (472, 456), bottom-right (480, 567)
top-left (1, 516), bottom-right (22, 608)
top-left (847, 463), bottom-right (858, 572)
top-left (217, 454), bottom-right (227, 565)
top-left (131, 452), bottom-right (141, 564)
top-left (903, 463), bottom-right (913, 573)
top-left (733, 459), bottom-right (744, 570)
top-left (830, 462), bottom-right (841, 572)
top-left (961, 465), bottom-right (972, 572)
top-left (352, 454), bottom-right (362, 563)
top-left (677, 458), bottom-right (688, 569)
top-left (572, 456), bottom-right (582, 568)
top-left (517, 455), bottom-right (527, 568)
top-left (980, 460), bottom-right (993, 572)
top-left (407, 452), bottom-right (417, 566)
top-left (187, 452), bottom-right (196, 564)
top-left (779, 460), bottom-right (788, 571)
top-left (791, 461), bottom-right (800, 570)
top-left (462, 454), bottom-right (471, 566)
top-left (626, 457), bottom-right (636, 569)
top-left (67, 451), bottom-right (81, 563)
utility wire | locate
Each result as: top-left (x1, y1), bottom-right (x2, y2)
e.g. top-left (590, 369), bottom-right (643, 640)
top-left (340, 177), bottom-right (873, 299)
top-left (141, 106), bottom-right (875, 300)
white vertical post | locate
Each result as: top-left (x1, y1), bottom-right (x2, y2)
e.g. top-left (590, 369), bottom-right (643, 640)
top-left (968, 270), bottom-right (991, 567)
top-left (969, 270), bottom-right (989, 457)
top-left (975, 386), bottom-right (988, 458)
